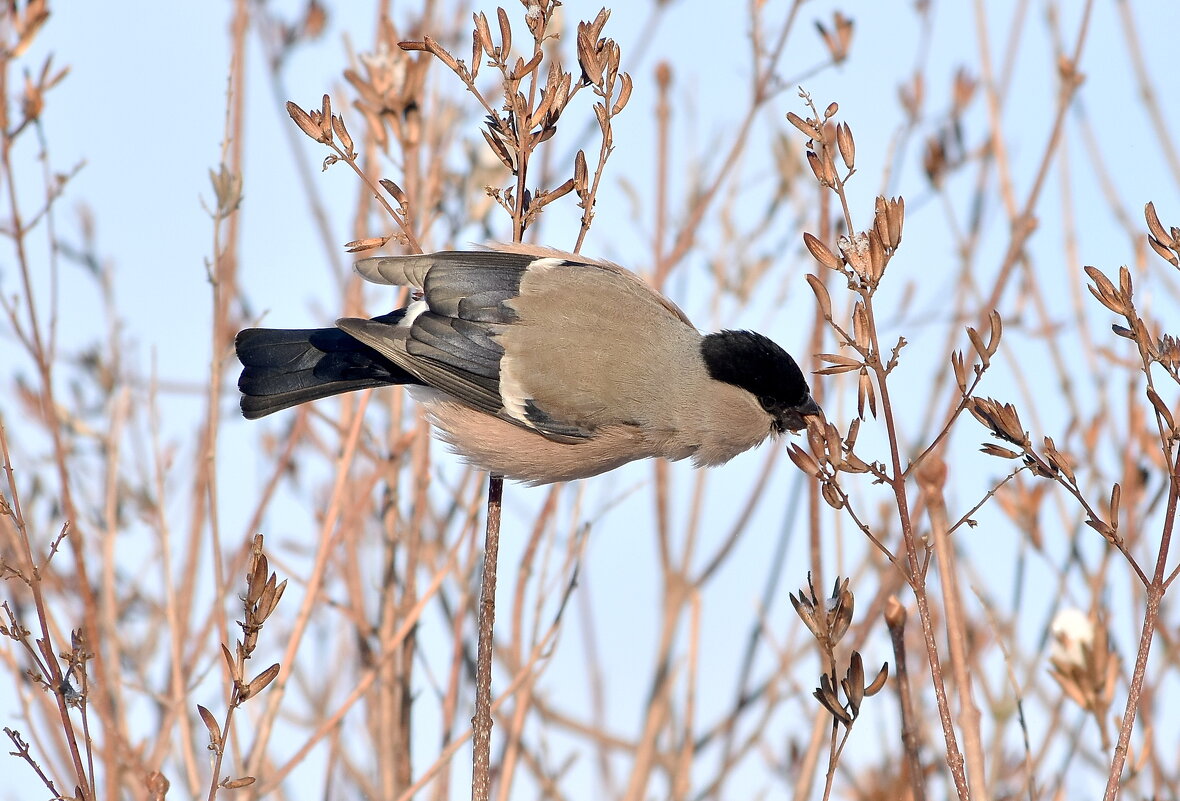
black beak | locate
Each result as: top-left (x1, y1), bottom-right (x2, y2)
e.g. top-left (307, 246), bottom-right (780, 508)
top-left (778, 394), bottom-right (824, 432)
top-left (796, 394), bottom-right (823, 420)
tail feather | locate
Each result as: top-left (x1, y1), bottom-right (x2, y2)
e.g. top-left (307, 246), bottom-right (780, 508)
top-left (236, 311), bottom-right (421, 419)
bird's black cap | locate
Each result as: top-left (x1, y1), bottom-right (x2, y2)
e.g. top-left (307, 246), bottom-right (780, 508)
top-left (701, 330), bottom-right (817, 429)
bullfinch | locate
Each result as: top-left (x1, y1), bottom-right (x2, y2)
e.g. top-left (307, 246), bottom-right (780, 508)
top-left (235, 244), bottom-right (821, 484)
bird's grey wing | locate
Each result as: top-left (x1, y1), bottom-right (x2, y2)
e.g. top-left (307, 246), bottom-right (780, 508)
top-left (346, 250), bottom-right (597, 441)
top-left (348, 248), bottom-right (692, 443)
top-left (335, 316), bottom-right (506, 416)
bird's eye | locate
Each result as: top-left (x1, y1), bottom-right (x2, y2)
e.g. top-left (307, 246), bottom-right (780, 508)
top-left (758, 395), bottom-right (777, 412)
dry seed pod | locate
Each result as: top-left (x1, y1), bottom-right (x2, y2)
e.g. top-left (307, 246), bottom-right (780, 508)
top-left (242, 663), bottom-right (281, 700)
top-left (805, 150), bottom-right (827, 186)
top-left (481, 127), bottom-right (515, 171)
top-left (857, 369), bottom-right (876, 418)
top-left (804, 232), bottom-right (841, 271)
top-left (786, 111), bottom-right (817, 138)
top-left (1145, 202), bottom-right (1172, 246)
top-left (221, 643), bottom-right (239, 681)
top-left (839, 233), bottom-right (871, 281)
top-left (497, 7), bottom-right (512, 57)
top-left (573, 150), bottom-right (588, 193)
top-left (970, 397), bottom-right (1028, 446)
top-left (885, 196), bottom-right (904, 247)
top-left (331, 114), bottom-right (354, 156)
top-left (987, 309), bottom-right (1003, 351)
top-left (980, 443), bottom-right (1020, 459)
top-left (806, 274), bottom-right (833, 320)
top-left (1146, 387), bottom-right (1176, 433)
top-left (867, 229), bottom-right (886, 280)
top-left (852, 303), bottom-right (870, 349)
top-left (836, 122), bottom-right (855, 170)
top-left (844, 418), bottom-right (860, 450)
top-left (873, 199), bottom-right (891, 249)
top-left (612, 72), bottom-right (633, 115)
top-left (1084, 266), bottom-right (1130, 316)
top-left (379, 179), bottom-right (409, 207)
top-left (815, 674), bottom-right (852, 724)
top-left (525, 2), bottom-right (546, 38)
top-left (474, 12), bottom-right (494, 58)
top-left (1149, 235), bottom-right (1180, 267)
top-left (966, 325), bottom-right (990, 368)
top-left (842, 651), bottom-right (865, 715)
top-left (1084, 516), bottom-right (1117, 543)
top-left (198, 705), bottom-right (222, 747)
top-left (286, 101), bottom-right (325, 143)
top-left (824, 423), bottom-right (843, 468)
top-left (510, 50), bottom-right (544, 81)
top-left (951, 350), bottom-right (969, 393)
top-left (864, 662), bottom-right (889, 695)
top-left (788, 444), bottom-right (822, 478)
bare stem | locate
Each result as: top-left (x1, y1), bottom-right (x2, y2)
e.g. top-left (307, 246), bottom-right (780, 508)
top-left (471, 474), bottom-right (504, 801)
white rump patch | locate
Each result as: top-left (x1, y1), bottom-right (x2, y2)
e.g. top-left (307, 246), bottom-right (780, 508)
top-left (401, 297), bottom-right (428, 327)
top-left (498, 354), bottom-right (531, 425)
top-left (526, 257), bottom-right (567, 274)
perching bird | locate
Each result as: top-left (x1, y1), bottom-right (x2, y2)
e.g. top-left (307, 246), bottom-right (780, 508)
top-left (235, 244), bottom-right (821, 484)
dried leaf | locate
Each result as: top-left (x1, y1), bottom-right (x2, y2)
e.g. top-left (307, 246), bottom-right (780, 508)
top-left (344, 237), bottom-right (390, 254)
top-left (817, 353), bottom-right (862, 368)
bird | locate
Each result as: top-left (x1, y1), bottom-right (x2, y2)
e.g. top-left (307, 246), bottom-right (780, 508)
top-left (235, 244), bottom-right (822, 485)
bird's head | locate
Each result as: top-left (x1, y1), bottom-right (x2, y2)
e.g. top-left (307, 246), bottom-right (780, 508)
top-left (700, 330), bottom-right (823, 433)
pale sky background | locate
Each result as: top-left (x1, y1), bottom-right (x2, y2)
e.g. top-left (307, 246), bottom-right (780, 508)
top-left (3, 0), bottom-right (1180, 798)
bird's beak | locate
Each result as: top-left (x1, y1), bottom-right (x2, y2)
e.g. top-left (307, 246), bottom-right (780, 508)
top-left (779, 394), bottom-right (824, 432)
top-left (797, 394), bottom-right (823, 420)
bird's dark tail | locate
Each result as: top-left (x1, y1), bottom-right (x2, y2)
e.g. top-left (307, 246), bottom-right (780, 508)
top-left (235, 310), bottom-right (421, 419)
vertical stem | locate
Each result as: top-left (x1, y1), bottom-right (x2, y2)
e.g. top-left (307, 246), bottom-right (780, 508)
top-left (886, 598), bottom-right (928, 801)
top-left (1103, 465), bottom-right (1178, 801)
top-left (471, 474), bottom-right (504, 801)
